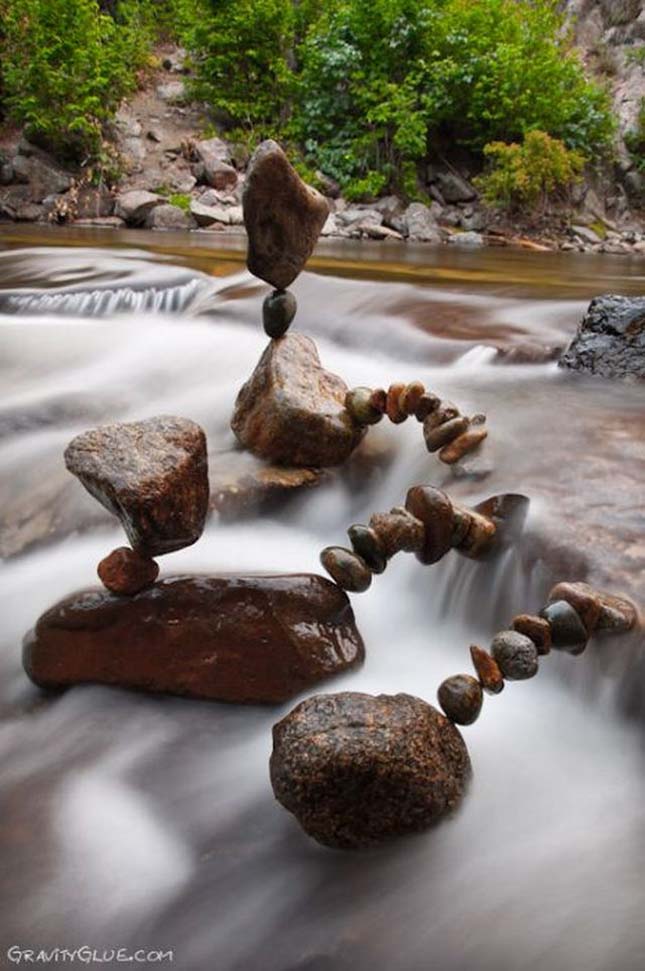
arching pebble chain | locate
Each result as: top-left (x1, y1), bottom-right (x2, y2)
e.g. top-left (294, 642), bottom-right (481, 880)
top-left (345, 382), bottom-right (488, 465)
top-left (320, 485), bottom-right (528, 592)
top-left (436, 582), bottom-right (639, 725)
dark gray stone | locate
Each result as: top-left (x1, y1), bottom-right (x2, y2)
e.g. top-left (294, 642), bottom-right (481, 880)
top-left (559, 295), bottom-right (645, 380)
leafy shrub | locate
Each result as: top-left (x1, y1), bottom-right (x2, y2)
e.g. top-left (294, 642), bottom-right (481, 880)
top-left (474, 130), bottom-right (585, 211)
top-left (0, 0), bottom-right (159, 160)
top-left (625, 98), bottom-right (645, 172)
top-left (168, 192), bottom-right (191, 211)
top-left (179, 0), bottom-right (297, 133)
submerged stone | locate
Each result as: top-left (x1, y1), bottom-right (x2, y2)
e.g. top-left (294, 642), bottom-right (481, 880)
top-left (491, 630), bottom-right (539, 680)
top-left (270, 692), bottom-right (471, 849)
top-left (64, 416), bottom-right (209, 556)
top-left (23, 574), bottom-right (364, 704)
top-left (243, 140), bottom-right (329, 289)
top-left (437, 674), bottom-right (483, 725)
top-left (231, 334), bottom-right (366, 467)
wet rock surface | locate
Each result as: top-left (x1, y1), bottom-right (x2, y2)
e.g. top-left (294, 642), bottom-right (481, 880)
top-left (270, 692), bottom-right (471, 848)
top-left (437, 674), bottom-right (483, 725)
top-left (231, 334), bottom-right (366, 467)
top-left (559, 295), bottom-right (645, 380)
top-left (243, 140), bottom-right (329, 289)
top-left (23, 574), bottom-right (364, 704)
top-left (64, 416), bottom-right (209, 556)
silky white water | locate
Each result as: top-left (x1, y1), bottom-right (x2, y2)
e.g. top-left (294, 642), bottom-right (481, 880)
top-left (1, 236), bottom-right (644, 971)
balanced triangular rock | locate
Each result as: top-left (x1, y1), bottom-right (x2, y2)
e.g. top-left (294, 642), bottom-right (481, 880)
top-left (64, 416), bottom-right (209, 556)
top-left (243, 140), bottom-right (329, 289)
top-left (231, 334), bottom-right (366, 467)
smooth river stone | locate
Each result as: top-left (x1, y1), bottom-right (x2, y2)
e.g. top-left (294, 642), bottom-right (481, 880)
top-left (64, 416), bottom-right (209, 556)
top-left (270, 692), bottom-right (471, 849)
top-left (243, 140), bottom-right (329, 289)
top-left (231, 334), bottom-right (366, 467)
top-left (23, 574), bottom-right (365, 704)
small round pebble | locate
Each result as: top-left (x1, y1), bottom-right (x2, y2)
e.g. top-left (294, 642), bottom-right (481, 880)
top-left (437, 674), bottom-right (483, 725)
top-left (414, 392), bottom-right (440, 421)
top-left (369, 388), bottom-right (387, 414)
top-left (424, 415), bottom-right (469, 452)
top-left (439, 428), bottom-right (488, 465)
top-left (491, 630), bottom-right (539, 680)
top-left (547, 582), bottom-right (601, 635)
top-left (345, 387), bottom-right (384, 425)
top-left (263, 289), bottom-right (297, 337)
top-left (511, 614), bottom-right (551, 655)
top-left (97, 546), bottom-right (159, 596)
top-left (320, 546), bottom-right (372, 593)
top-left (470, 645), bottom-right (504, 694)
top-left (400, 381), bottom-right (426, 415)
top-left (348, 524), bottom-right (387, 574)
top-left (405, 485), bottom-right (454, 564)
top-left (540, 600), bottom-right (588, 655)
top-left (386, 383), bottom-right (408, 423)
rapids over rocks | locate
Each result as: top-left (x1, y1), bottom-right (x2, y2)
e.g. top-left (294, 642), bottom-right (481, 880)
top-left (1, 225), bottom-right (645, 970)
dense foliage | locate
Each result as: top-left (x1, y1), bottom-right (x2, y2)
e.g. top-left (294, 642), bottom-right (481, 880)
top-left (0, 0), bottom-right (614, 195)
top-left (0, 0), bottom-right (163, 159)
top-left (181, 0), bottom-right (613, 198)
top-left (475, 131), bottom-right (585, 211)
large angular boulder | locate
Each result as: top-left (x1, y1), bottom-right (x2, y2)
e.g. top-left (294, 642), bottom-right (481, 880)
top-left (270, 692), bottom-right (471, 848)
top-left (231, 334), bottom-right (366, 467)
top-left (64, 416), bottom-right (209, 556)
top-left (23, 574), bottom-right (365, 704)
top-left (243, 140), bottom-right (329, 289)
top-left (559, 295), bottom-right (645, 380)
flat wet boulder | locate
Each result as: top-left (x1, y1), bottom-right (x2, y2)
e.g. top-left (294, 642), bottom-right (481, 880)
top-left (23, 574), bottom-right (364, 704)
top-left (243, 140), bottom-right (329, 289)
top-left (231, 334), bottom-right (366, 467)
top-left (270, 692), bottom-right (471, 848)
top-left (64, 416), bottom-right (209, 556)
top-left (559, 295), bottom-right (645, 380)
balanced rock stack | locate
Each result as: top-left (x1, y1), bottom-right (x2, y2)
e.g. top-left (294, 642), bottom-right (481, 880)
top-left (243, 139), bottom-right (329, 338)
top-left (320, 487), bottom-right (529, 593)
top-left (23, 413), bottom-right (365, 703)
top-left (63, 415), bottom-right (210, 595)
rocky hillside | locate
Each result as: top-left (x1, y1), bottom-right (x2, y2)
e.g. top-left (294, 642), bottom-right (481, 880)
top-left (0, 2), bottom-right (643, 254)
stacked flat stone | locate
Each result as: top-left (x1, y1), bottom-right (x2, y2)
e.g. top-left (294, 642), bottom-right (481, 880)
top-left (345, 381), bottom-right (488, 465)
top-left (436, 581), bottom-right (638, 725)
top-left (64, 416), bottom-right (210, 596)
top-left (320, 486), bottom-right (529, 592)
top-left (243, 140), bottom-right (329, 338)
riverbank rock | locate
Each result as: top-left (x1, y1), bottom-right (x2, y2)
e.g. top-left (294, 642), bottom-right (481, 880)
top-left (231, 334), bottom-right (366, 467)
top-left (243, 140), bottom-right (329, 289)
top-left (64, 416), bottom-right (209, 555)
top-left (559, 295), bottom-right (645, 380)
top-left (114, 190), bottom-right (163, 226)
top-left (23, 574), bottom-right (364, 704)
top-left (145, 203), bottom-right (197, 230)
top-left (270, 692), bottom-right (471, 848)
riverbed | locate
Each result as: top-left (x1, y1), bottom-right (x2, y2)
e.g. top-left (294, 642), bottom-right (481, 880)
top-left (1, 226), bottom-right (644, 971)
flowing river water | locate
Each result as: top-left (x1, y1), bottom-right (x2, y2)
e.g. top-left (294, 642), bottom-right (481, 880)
top-left (1, 225), bottom-right (645, 970)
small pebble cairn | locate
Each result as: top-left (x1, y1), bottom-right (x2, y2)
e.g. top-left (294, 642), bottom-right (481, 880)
top-left (436, 581), bottom-right (638, 725)
top-left (345, 383), bottom-right (488, 465)
top-left (320, 485), bottom-right (529, 592)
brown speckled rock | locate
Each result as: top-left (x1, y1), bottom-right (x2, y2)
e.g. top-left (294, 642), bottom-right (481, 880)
top-left (231, 334), bottom-right (366, 467)
top-left (437, 674), bottom-right (483, 725)
top-left (243, 140), bottom-right (329, 289)
top-left (405, 485), bottom-right (454, 564)
top-left (64, 416), bottom-right (209, 556)
top-left (270, 691), bottom-right (471, 849)
top-left (470, 645), bottom-right (504, 694)
top-left (97, 547), bottom-right (159, 596)
top-left (547, 581), bottom-right (637, 634)
top-left (23, 574), bottom-right (364, 704)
